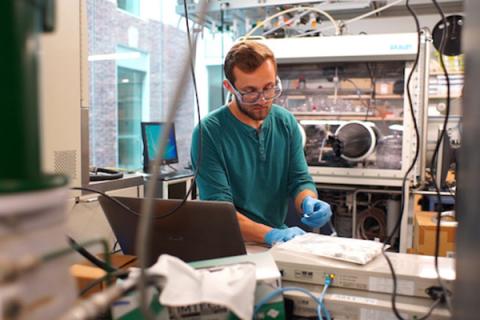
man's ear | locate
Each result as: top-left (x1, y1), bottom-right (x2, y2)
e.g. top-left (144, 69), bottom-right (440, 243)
top-left (223, 79), bottom-right (234, 93)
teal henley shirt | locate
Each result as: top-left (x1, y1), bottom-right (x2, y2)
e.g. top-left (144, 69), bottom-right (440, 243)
top-left (190, 104), bottom-right (317, 228)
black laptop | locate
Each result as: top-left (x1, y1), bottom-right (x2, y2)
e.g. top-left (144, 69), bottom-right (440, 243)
top-left (98, 196), bottom-right (246, 265)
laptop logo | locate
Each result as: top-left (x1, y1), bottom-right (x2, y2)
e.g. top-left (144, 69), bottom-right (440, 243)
top-left (168, 235), bottom-right (185, 241)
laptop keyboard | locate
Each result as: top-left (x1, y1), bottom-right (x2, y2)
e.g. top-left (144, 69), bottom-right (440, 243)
top-left (158, 169), bottom-right (193, 180)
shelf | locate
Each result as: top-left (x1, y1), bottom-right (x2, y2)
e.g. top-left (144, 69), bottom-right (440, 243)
top-left (293, 112), bottom-right (403, 121)
top-left (429, 95), bottom-right (462, 99)
top-left (284, 93), bottom-right (403, 100)
top-left (430, 71), bottom-right (464, 76)
top-left (326, 94), bottom-right (403, 100)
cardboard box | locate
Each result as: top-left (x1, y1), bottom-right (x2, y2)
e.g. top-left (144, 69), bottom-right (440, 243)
top-left (413, 211), bottom-right (456, 257)
top-left (375, 80), bottom-right (395, 95)
top-left (112, 252), bottom-right (285, 320)
top-left (339, 78), bottom-right (372, 91)
top-left (70, 254), bottom-right (137, 297)
top-left (70, 264), bottom-right (106, 296)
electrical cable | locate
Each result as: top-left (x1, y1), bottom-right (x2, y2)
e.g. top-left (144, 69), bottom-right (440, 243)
top-left (365, 62), bottom-right (377, 121)
top-left (220, 5), bottom-right (225, 105)
top-left (295, 0), bottom-right (403, 38)
top-left (380, 1), bottom-right (424, 319)
top-left (71, 186), bottom-right (140, 216)
top-left (67, 236), bottom-right (118, 273)
top-left (255, 285), bottom-right (331, 320)
top-left (0, 238), bottom-right (113, 286)
top-left (429, 0), bottom-right (454, 312)
top-left (111, 240), bottom-right (119, 253)
top-left (60, 274), bottom-right (165, 320)
top-left (316, 277), bottom-right (332, 319)
top-left (261, 9), bottom-right (312, 37)
top-left (79, 269), bottom-right (130, 297)
top-left (328, 220), bottom-right (337, 237)
top-left (384, 0), bottom-right (422, 254)
top-left (135, 1), bottom-right (208, 318)
top-left (345, 0), bottom-right (403, 25)
top-left (242, 6), bottom-right (340, 39)
top-left (382, 2), bottom-right (451, 318)
top-left (383, 250), bottom-right (443, 320)
top-left (356, 207), bottom-right (387, 241)
top-left (72, 186), bottom-right (196, 221)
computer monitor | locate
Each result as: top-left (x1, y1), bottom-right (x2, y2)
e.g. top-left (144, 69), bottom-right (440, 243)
top-left (141, 122), bottom-right (178, 172)
top-left (436, 129), bottom-right (458, 190)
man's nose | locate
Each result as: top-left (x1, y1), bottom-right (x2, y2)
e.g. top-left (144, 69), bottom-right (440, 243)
top-left (257, 94), bottom-right (269, 104)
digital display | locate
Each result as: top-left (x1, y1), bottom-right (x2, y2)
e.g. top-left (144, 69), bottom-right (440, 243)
top-left (142, 122), bottom-right (178, 166)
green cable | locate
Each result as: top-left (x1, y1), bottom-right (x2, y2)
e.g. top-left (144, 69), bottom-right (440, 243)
top-left (42, 238), bottom-right (113, 284)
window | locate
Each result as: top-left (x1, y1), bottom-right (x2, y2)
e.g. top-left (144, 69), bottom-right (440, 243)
top-left (117, 0), bottom-right (140, 16)
top-left (117, 67), bottom-right (145, 170)
top-left (115, 46), bottom-right (149, 170)
top-left (207, 64), bottom-right (225, 112)
top-left (88, 0), bottom-right (195, 173)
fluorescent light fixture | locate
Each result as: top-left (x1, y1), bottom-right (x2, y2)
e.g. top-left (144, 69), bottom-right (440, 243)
top-left (300, 120), bottom-right (346, 126)
top-left (121, 78), bottom-right (130, 83)
top-left (88, 52), bottom-right (141, 61)
top-left (389, 124), bottom-right (404, 131)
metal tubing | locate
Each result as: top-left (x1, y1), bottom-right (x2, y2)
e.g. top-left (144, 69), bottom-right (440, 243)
top-left (351, 188), bottom-right (402, 239)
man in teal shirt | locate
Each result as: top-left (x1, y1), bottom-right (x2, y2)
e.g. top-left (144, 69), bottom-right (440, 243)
top-left (191, 41), bottom-right (332, 246)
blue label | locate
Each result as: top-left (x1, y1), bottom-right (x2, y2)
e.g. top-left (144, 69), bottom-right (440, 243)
top-left (390, 43), bottom-right (413, 51)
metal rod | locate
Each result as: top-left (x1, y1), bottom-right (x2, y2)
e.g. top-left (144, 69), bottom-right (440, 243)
top-left (412, 190), bottom-right (455, 196)
top-left (351, 188), bottom-right (402, 239)
top-left (419, 29), bottom-right (431, 186)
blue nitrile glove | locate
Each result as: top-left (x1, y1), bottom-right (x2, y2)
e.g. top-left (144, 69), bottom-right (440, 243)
top-left (264, 227), bottom-right (306, 246)
top-left (301, 196), bottom-right (332, 228)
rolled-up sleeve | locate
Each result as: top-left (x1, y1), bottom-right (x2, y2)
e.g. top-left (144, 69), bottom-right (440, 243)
top-left (287, 119), bottom-right (317, 199)
top-left (191, 124), bottom-right (233, 202)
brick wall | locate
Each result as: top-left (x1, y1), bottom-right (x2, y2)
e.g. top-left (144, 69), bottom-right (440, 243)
top-left (88, 0), bottom-right (194, 170)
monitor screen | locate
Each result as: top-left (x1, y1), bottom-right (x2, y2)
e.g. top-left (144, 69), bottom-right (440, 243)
top-left (141, 122), bottom-right (178, 171)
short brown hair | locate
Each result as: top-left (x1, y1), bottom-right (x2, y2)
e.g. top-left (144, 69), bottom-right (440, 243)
top-left (224, 41), bottom-right (277, 84)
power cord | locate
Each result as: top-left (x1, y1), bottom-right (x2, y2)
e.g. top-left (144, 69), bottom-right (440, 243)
top-left (71, 186), bottom-right (196, 221)
top-left (67, 236), bottom-right (118, 273)
top-left (79, 269), bottom-right (130, 297)
top-left (382, 1), bottom-right (453, 319)
top-left (72, 186), bottom-right (140, 216)
top-left (380, 1), bottom-right (426, 319)
top-left (295, 0), bottom-right (403, 38)
top-left (429, 0), bottom-right (454, 312)
top-left (255, 274), bottom-right (333, 320)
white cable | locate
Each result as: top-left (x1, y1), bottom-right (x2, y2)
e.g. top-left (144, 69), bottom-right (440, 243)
top-left (135, 1), bottom-right (209, 319)
top-left (262, 10), bottom-right (311, 37)
top-left (345, 0), bottom-right (403, 25)
top-left (243, 6), bottom-right (340, 39)
top-left (295, 0), bottom-right (404, 37)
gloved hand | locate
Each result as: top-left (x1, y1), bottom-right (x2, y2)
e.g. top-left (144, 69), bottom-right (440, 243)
top-left (264, 227), bottom-right (305, 246)
top-left (301, 196), bottom-right (332, 228)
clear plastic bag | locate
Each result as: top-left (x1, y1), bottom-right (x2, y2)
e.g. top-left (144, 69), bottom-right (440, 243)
top-left (275, 233), bottom-right (386, 265)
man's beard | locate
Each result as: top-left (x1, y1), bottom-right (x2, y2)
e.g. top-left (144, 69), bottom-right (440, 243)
top-left (235, 96), bottom-right (272, 121)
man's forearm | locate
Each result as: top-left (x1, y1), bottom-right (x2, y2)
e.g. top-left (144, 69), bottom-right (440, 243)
top-left (294, 189), bottom-right (317, 213)
top-left (236, 212), bottom-right (272, 243)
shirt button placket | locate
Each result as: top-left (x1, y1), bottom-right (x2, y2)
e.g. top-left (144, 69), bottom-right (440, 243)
top-left (258, 132), bottom-right (266, 161)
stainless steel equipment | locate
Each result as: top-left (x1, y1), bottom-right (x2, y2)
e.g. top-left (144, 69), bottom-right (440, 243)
top-left (263, 33), bottom-right (430, 187)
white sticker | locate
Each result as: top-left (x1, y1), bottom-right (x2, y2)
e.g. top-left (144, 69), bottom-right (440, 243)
top-left (368, 276), bottom-right (415, 296)
top-left (360, 308), bottom-right (408, 320)
top-left (267, 308), bottom-right (280, 318)
top-left (329, 294), bottom-right (378, 306)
